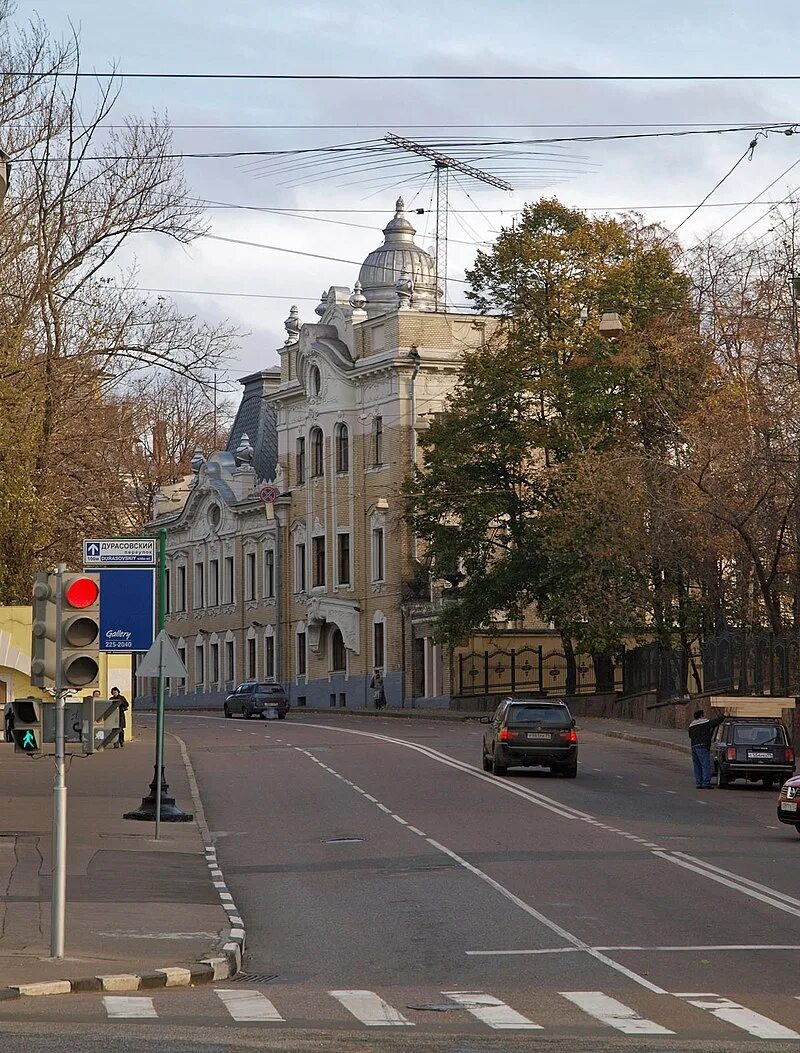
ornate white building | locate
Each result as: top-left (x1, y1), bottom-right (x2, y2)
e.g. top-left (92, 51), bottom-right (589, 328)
top-left (145, 199), bottom-right (495, 708)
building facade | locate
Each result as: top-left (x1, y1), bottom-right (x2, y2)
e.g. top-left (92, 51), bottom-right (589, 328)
top-left (146, 199), bottom-right (498, 708)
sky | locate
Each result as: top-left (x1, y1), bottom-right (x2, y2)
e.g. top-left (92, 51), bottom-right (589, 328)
top-left (15, 0), bottom-right (800, 385)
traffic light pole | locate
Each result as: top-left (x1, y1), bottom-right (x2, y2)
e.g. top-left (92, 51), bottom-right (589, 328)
top-left (154, 529), bottom-right (166, 841)
top-left (51, 562), bottom-right (67, 959)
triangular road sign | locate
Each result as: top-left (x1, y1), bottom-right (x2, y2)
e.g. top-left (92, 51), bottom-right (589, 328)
top-left (136, 630), bottom-right (187, 679)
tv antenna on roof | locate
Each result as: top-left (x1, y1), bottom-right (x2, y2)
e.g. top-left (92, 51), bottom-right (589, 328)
top-left (385, 133), bottom-right (513, 310)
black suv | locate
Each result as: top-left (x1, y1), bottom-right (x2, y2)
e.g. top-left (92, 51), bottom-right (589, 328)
top-left (224, 682), bottom-right (289, 720)
top-left (711, 716), bottom-right (795, 789)
top-left (481, 698), bottom-right (578, 777)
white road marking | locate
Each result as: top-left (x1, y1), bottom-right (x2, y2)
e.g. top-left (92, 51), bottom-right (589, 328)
top-left (467, 947), bottom-right (580, 956)
top-left (676, 993), bottom-right (800, 1040)
top-left (468, 943), bottom-right (800, 955)
top-left (330, 990), bottom-right (414, 1026)
top-left (442, 991), bottom-right (542, 1029)
top-left (422, 842), bottom-right (663, 992)
top-left (215, 989), bottom-right (283, 1022)
top-left (561, 991), bottom-right (673, 1035)
top-left (673, 853), bottom-right (800, 909)
top-left (654, 852), bottom-right (800, 920)
top-left (103, 996), bottom-right (157, 1019)
top-left (666, 790), bottom-right (678, 794)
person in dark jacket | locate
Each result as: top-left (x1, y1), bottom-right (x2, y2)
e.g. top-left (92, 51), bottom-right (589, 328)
top-left (110, 687), bottom-right (129, 748)
top-left (688, 708), bottom-right (726, 788)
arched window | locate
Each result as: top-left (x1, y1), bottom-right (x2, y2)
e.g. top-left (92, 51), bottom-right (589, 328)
top-left (335, 423), bottom-right (349, 473)
top-left (330, 626), bottom-right (347, 672)
top-left (310, 365), bottom-right (321, 396)
top-left (311, 427), bottom-right (324, 476)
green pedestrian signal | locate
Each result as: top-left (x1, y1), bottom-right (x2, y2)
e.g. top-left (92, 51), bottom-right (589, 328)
top-left (11, 697), bottom-right (42, 754)
top-left (16, 728), bottom-right (38, 752)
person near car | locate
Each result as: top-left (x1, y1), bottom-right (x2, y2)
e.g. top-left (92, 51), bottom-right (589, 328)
top-left (688, 707), bottom-right (726, 788)
top-left (370, 668), bottom-right (386, 710)
top-left (110, 686), bottom-right (129, 748)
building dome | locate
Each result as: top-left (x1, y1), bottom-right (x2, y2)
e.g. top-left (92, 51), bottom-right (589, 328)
top-left (358, 197), bottom-right (439, 315)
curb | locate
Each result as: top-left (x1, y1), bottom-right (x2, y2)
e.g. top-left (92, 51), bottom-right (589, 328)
top-left (0, 739), bottom-right (246, 1001)
top-left (594, 728), bottom-right (691, 755)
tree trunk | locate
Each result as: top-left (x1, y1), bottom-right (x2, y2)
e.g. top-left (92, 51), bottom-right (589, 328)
top-left (562, 634), bottom-right (577, 696)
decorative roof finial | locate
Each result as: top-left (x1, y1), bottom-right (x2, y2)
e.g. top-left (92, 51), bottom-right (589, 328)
top-left (396, 266), bottom-right (413, 309)
top-left (190, 445), bottom-right (206, 473)
top-left (349, 279), bottom-right (367, 311)
top-left (284, 304), bottom-right (301, 344)
top-left (395, 196), bottom-right (405, 216)
top-left (235, 432), bottom-right (254, 467)
top-left (315, 290), bottom-right (328, 318)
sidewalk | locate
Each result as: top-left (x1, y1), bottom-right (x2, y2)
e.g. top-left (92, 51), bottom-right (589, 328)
top-left (579, 717), bottom-right (691, 754)
top-left (0, 726), bottom-right (231, 989)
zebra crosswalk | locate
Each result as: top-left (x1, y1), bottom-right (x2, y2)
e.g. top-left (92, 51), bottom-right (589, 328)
top-left (93, 986), bottom-right (800, 1039)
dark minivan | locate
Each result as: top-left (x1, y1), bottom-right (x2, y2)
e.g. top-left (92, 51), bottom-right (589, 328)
top-left (481, 698), bottom-right (578, 778)
top-left (224, 682), bottom-right (289, 720)
top-left (710, 716), bottom-right (794, 788)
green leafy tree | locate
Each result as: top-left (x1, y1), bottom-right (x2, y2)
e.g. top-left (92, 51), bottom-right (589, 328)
top-left (409, 199), bottom-right (712, 671)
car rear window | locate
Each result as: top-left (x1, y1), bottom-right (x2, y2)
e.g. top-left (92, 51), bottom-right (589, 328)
top-left (732, 724), bottom-right (787, 746)
top-left (254, 683), bottom-right (283, 695)
top-left (507, 705), bottom-right (570, 725)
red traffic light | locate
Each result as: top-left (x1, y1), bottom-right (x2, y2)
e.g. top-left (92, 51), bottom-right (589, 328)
top-left (64, 576), bottom-right (99, 609)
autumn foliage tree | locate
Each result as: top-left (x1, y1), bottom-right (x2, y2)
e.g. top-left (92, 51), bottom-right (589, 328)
top-left (0, 10), bottom-right (238, 602)
top-left (409, 199), bottom-right (714, 674)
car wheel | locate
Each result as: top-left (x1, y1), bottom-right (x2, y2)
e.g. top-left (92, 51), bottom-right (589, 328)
top-left (491, 750), bottom-right (507, 776)
top-left (717, 768), bottom-right (729, 788)
top-left (244, 707), bottom-right (252, 720)
top-left (482, 749), bottom-right (492, 772)
top-left (223, 704), bottom-right (231, 719)
top-left (278, 712), bottom-right (287, 719)
top-left (562, 764), bottom-right (578, 778)
top-left (762, 776), bottom-right (775, 790)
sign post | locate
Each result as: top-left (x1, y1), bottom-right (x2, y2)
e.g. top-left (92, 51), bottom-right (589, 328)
top-left (51, 562), bottom-right (66, 960)
top-left (124, 529), bottom-right (192, 832)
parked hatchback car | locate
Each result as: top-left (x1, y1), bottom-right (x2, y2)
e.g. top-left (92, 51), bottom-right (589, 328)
top-left (710, 716), bottom-right (794, 789)
top-left (224, 682), bottom-right (289, 720)
top-left (481, 698), bottom-right (577, 777)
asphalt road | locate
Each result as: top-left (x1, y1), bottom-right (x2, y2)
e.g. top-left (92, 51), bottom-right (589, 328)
top-left (3, 710), bottom-right (800, 1053)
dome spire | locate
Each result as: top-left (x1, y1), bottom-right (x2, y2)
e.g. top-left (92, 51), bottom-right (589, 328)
top-left (356, 195), bottom-right (439, 316)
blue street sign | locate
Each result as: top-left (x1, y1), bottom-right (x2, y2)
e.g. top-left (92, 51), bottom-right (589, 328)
top-left (84, 538), bottom-right (157, 566)
top-left (99, 569), bottom-right (156, 652)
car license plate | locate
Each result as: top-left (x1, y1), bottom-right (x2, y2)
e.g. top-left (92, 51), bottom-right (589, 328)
top-left (781, 801), bottom-right (798, 812)
top-left (747, 751), bottom-right (774, 759)
top-left (527, 733), bottom-right (551, 740)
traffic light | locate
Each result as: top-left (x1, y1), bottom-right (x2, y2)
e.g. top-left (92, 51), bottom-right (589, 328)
top-left (12, 697), bottom-right (41, 754)
top-left (31, 573), bottom-right (57, 688)
top-left (61, 573), bottom-right (100, 690)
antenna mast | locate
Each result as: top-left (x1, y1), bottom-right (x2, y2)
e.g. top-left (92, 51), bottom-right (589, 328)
top-left (385, 133), bottom-right (513, 310)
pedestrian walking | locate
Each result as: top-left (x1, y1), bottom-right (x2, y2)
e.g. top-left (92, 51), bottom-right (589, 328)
top-left (688, 707), bottom-right (726, 789)
top-left (3, 698), bottom-right (13, 743)
top-left (370, 668), bottom-right (386, 710)
top-left (110, 686), bottom-right (129, 748)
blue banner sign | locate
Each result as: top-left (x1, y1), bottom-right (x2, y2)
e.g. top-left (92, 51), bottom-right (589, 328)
top-left (99, 569), bottom-right (156, 652)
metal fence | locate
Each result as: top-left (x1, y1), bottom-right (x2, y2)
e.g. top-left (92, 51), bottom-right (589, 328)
top-left (455, 645), bottom-right (622, 698)
top-left (622, 629), bottom-right (800, 699)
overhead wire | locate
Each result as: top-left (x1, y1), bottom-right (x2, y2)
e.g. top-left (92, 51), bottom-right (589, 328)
top-left (20, 71), bottom-right (800, 81)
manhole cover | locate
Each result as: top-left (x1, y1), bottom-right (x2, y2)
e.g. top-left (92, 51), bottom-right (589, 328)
top-left (230, 973), bottom-right (278, 984)
top-left (323, 837), bottom-right (365, 844)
